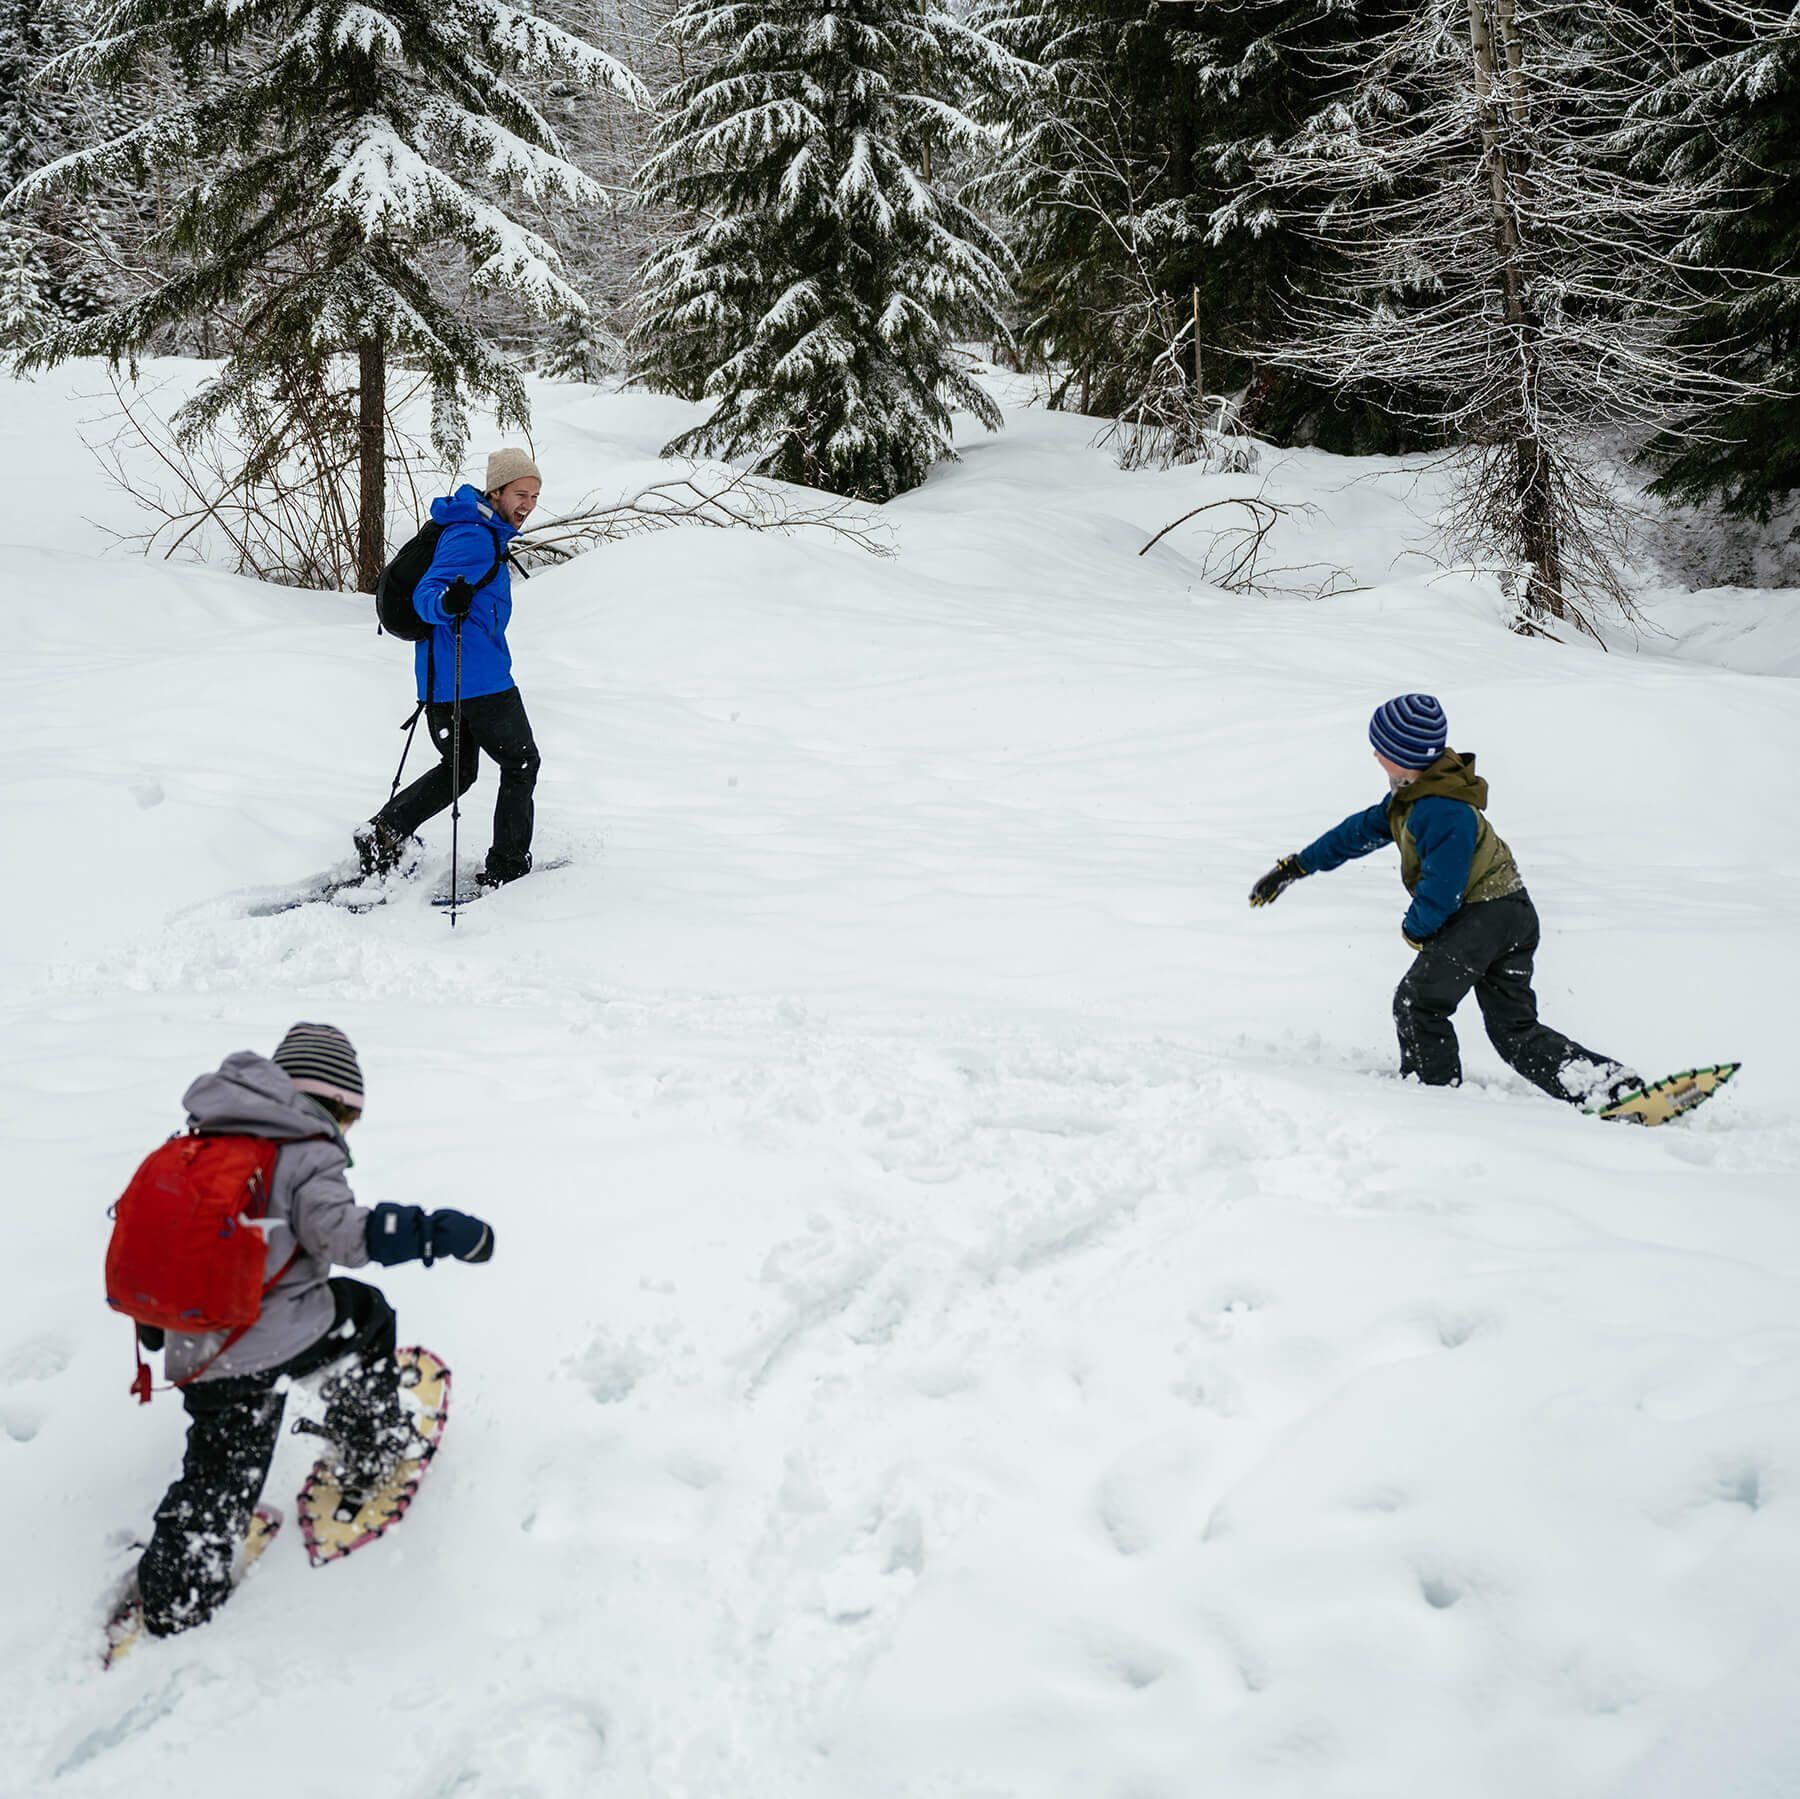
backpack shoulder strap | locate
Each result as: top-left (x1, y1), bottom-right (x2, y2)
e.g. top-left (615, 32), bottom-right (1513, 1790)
top-left (468, 526), bottom-right (507, 599)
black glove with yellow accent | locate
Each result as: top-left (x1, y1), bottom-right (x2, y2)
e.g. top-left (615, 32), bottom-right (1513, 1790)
top-left (1249, 856), bottom-right (1308, 908)
top-left (1402, 927), bottom-right (1426, 951)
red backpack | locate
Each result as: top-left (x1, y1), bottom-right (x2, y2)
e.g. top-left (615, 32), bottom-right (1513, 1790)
top-left (106, 1132), bottom-right (294, 1403)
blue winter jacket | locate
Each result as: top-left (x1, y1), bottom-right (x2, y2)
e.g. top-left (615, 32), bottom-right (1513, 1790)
top-left (412, 486), bottom-right (519, 702)
top-left (1296, 796), bottom-right (1480, 941)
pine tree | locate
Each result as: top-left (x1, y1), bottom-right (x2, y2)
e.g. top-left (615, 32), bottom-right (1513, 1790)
top-left (1640, 29), bottom-right (1800, 520)
top-left (0, 235), bottom-right (55, 361)
top-left (6, 0), bottom-right (647, 586)
top-left (635, 0), bottom-right (1019, 503)
top-left (969, 0), bottom-right (1406, 454)
top-left (0, 0), bottom-right (86, 353)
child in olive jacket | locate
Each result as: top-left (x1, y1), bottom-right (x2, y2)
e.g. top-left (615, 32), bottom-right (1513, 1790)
top-left (1249, 694), bottom-right (1639, 1106)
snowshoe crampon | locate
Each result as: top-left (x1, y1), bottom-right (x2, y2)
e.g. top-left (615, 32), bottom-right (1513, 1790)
top-left (1589, 1063), bottom-right (1741, 1127)
top-left (297, 1346), bottom-right (451, 1566)
top-left (103, 1504), bottom-right (282, 1669)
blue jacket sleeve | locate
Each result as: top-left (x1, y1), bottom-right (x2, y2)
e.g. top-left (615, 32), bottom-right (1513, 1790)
top-left (1401, 797), bottom-right (1479, 939)
top-left (414, 523), bottom-right (500, 628)
top-left (1296, 800), bottom-right (1393, 875)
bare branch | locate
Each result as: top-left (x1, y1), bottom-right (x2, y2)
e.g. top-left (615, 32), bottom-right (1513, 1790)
top-left (515, 463), bottom-right (896, 562)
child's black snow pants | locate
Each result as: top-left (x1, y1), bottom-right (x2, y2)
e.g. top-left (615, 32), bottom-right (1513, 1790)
top-left (138, 1279), bottom-right (406, 1637)
top-left (1393, 892), bottom-right (1630, 1102)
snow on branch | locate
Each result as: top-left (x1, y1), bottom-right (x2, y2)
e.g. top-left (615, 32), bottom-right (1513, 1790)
top-left (457, 0), bottom-right (651, 105)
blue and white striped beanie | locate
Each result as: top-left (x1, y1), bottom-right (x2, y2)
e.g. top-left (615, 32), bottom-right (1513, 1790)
top-left (1369, 694), bottom-right (1447, 769)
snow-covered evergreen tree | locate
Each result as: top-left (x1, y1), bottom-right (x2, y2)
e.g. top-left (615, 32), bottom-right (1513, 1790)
top-left (1639, 25), bottom-right (1800, 520)
top-left (0, 0), bottom-right (93, 354)
top-left (0, 235), bottom-right (56, 363)
top-left (6, 0), bottom-right (647, 585)
top-left (968, 0), bottom-right (1406, 453)
top-left (635, 0), bottom-right (1020, 502)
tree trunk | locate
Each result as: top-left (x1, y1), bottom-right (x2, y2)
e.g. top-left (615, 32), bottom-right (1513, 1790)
top-left (1514, 438), bottom-right (1564, 616)
top-left (356, 336), bottom-right (386, 594)
top-left (1468, 0), bottom-right (1562, 619)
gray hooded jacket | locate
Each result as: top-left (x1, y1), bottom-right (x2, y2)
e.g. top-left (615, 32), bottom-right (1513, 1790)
top-left (163, 1052), bottom-right (373, 1383)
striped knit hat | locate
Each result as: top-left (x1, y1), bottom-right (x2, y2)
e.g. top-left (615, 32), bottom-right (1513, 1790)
top-left (1369, 694), bottom-right (1448, 769)
top-left (272, 1022), bottom-right (365, 1112)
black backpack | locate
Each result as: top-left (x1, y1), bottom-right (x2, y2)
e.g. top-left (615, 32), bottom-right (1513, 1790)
top-left (375, 520), bottom-right (507, 640)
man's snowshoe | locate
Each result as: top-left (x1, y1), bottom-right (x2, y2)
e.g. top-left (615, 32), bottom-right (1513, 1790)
top-left (245, 850), bottom-right (421, 917)
top-left (1588, 1063), bottom-right (1741, 1127)
top-left (296, 1346), bottom-right (451, 1565)
top-left (430, 855), bottom-right (571, 909)
top-left (103, 1504), bottom-right (282, 1668)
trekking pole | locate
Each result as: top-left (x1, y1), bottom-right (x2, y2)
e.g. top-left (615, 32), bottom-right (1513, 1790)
top-left (389, 703), bottom-right (425, 801)
top-left (449, 620), bottom-right (464, 928)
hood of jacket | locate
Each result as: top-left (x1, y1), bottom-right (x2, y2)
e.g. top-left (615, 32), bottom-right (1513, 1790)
top-left (182, 1051), bottom-right (345, 1146)
top-left (430, 484), bottom-right (519, 543)
top-left (1394, 749), bottom-right (1486, 811)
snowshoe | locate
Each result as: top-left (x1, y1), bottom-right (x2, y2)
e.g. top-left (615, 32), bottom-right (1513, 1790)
top-left (245, 850), bottom-right (421, 917)
top-left (103, 1504), bottom-right (282, 1668)
top-left (297, 1346), bottom-right (451, 1565)
top-left (431, 855), bottom-right (570, 909)
top-left (1589, 1063), bottom-right (1741, 1127)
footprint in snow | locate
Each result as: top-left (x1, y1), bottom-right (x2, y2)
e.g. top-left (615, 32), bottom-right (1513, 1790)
top-left (1, 1400), bottom-right (44, 1443)
top-left (0, 1333), bottom-right (73, 1385)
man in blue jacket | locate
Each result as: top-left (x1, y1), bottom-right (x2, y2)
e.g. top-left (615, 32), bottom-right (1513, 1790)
top-left (1248, 694), bottom-right (1640, 1107)
top-left (355, 448), bottom-right (543, 886)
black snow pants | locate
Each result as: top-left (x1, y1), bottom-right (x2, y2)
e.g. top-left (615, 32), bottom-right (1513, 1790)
top-left (1393, 891), bottom-right (1629, 1103)
top-left (373, 684), bottom-right (539, 881)
top-left (138, 1279), bottom-right (408, 1638)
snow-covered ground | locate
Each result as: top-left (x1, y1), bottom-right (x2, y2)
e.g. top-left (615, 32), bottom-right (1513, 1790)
top-left (3, 365), bottom-right (1798, 1799)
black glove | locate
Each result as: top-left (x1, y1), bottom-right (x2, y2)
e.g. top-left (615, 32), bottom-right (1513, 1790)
top-left (441, 577), bottom-right (474, 622)
top-left (365, 1203), bottom-right (495, 1266)
top-left (1402, 926), bottom-right (1426, 950)
top-left (1249, 856), bottom-right (1307, 908)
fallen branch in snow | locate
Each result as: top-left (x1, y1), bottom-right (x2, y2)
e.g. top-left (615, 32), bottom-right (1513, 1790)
top-left (513, 463), bottom-right (896, 565)
top-left (1139, 492), bottom-right (1355, 600)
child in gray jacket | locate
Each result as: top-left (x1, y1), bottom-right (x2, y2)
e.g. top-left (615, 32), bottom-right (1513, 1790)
top-left (134, 1023), bottom-right (494, 1638)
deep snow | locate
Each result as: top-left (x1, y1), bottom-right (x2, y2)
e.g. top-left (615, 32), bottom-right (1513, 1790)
top-left (2, 366), bottom-right (1798, 1799)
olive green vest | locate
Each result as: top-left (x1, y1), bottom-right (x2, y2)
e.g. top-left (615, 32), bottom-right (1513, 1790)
top-left (1389, 751), bottom-right (1523, 907)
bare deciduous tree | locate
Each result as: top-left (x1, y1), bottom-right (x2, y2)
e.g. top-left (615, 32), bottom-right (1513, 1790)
top-left (86, 361), bottom-right (440, 590)
top-left (1262, 0), bottom-right (1789, 635)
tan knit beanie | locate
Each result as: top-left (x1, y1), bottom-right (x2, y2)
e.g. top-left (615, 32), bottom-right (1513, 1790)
top-left (485, 447), bottom-right (542, 493)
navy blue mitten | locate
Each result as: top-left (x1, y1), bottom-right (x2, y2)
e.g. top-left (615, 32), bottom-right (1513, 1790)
top-left (427, 1209), bottom-right (494, 1264)
top-left (365, 1203), bottom-right (495, 1266)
